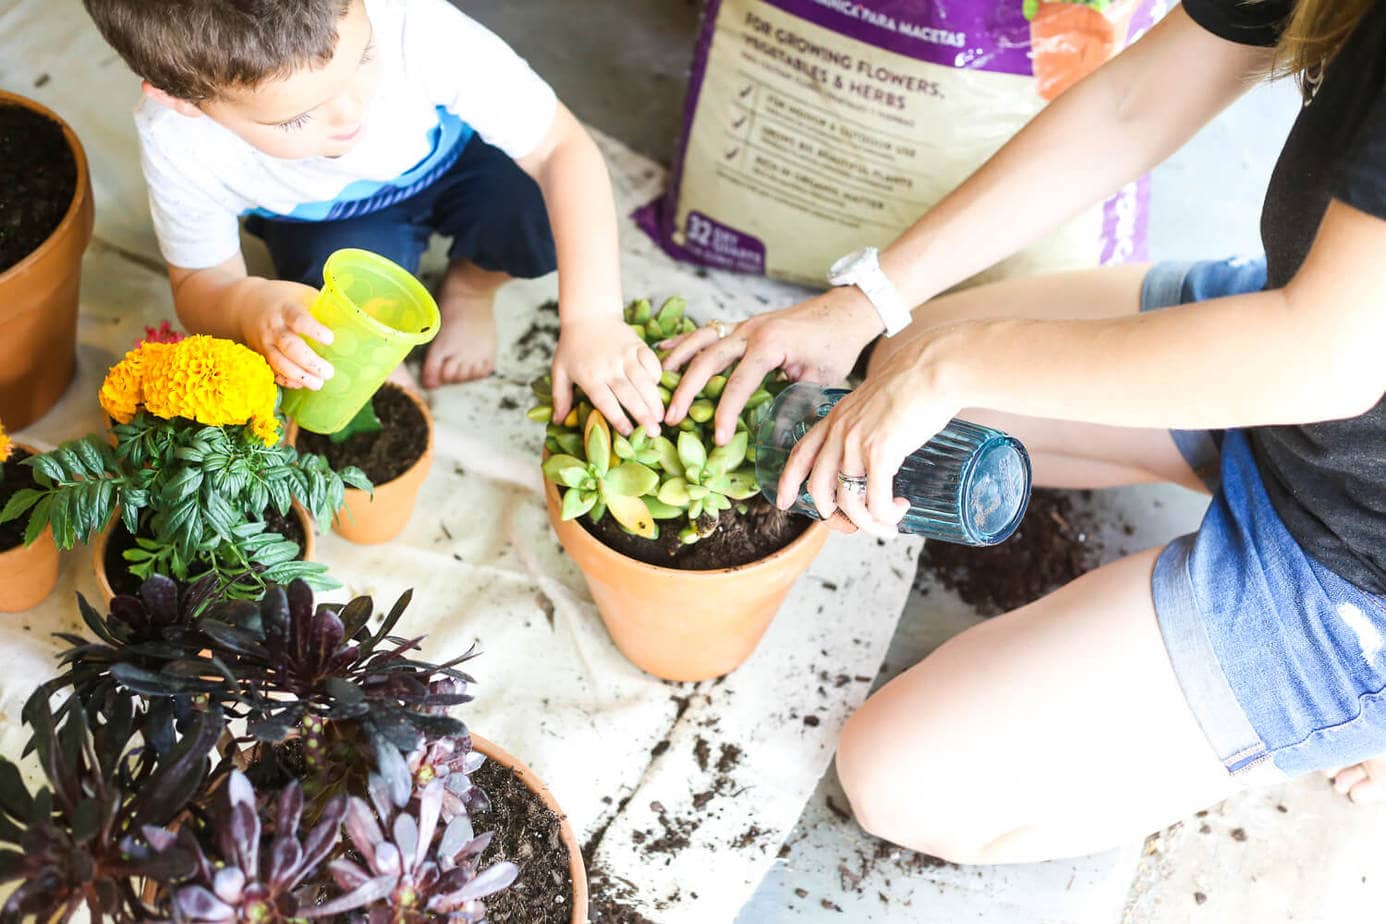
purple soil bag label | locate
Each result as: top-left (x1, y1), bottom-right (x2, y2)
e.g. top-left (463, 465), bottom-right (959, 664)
top-left (638, 0), bottom-right (1162, 286)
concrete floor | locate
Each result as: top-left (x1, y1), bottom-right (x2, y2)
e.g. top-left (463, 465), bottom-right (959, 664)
top-left (461, 3), bottom-right (1386, 923)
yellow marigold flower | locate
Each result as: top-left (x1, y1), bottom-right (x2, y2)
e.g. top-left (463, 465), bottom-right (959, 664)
top-left (99, 341), bottom-right (172, 424)
top-left (140, 336), bottom-right (281, 445)
top-left (0, 421), bottom-right (10, 464)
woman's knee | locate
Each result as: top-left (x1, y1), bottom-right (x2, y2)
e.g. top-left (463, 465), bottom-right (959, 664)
top-left (835, 686), bottom-right (1007, 864)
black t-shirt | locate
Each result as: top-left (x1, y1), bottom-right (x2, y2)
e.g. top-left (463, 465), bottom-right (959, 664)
top-left (1184, 0), bottom-right (1386, 593)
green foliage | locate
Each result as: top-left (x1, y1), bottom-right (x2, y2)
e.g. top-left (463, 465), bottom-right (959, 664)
top-left (531, 296), bottom-right (787, 544)
top-left (0, 412), bottom-right (371, 599)
top-left (328, 395), bottom-right (383, 444)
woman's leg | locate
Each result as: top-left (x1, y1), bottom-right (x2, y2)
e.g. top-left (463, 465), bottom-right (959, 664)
top-left (868, 265), bottom-right (1210, 493)
top-left (836, 547), bottom-right (1257, 864)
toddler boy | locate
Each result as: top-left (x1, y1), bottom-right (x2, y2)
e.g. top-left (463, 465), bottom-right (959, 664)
top-left (85, 0), bottom-right (662, 433)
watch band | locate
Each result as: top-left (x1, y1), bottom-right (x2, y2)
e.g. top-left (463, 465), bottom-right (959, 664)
top-left (828, 247), bottom-right (911, 338)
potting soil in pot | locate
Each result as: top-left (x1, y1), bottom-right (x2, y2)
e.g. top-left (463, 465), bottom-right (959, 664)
top-left (583, 494), bottom-right (810, 570)
top-left (0, 448), bottom-right (37, 553)
top-left (296, 383), bottom-right (427, 483)
top-left (0, 103), bottom-right (76, 273)
top-left (103, 507), bottom-right (307, 598)
top-left (470, 756), bottom-right (574, 924)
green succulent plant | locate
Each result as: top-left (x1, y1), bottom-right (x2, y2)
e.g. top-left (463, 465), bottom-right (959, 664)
top-left (532, 296), bottom-right (785, 545)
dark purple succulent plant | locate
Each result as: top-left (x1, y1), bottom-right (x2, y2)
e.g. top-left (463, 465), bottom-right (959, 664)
top-left (0, 690), bottom-right (219, 923)
top-left (159, 770), bottom-right (347, 923)
top-left (405, 734), bottom-right (489, 822)
top-left (313, 775), bottom-right (518, 923)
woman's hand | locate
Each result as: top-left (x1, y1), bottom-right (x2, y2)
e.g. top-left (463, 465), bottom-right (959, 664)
top-left (661, 287), bottom-right (883, 445)
top-left (777, 330), bottom-right (964, 537)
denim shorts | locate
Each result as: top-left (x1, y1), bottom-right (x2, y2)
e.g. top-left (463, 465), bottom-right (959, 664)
top-left (1145, 257), bottom-right (1386, 779)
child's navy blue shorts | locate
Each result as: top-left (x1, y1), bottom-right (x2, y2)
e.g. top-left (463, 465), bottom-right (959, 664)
top-left (245, 135), bottom-right (556, 287)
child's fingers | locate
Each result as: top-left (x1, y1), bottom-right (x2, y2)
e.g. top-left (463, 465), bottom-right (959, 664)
top-left (265, 344), bottom-right (325, 391)
top-left (284, 303), bottom-right (335, 345)
top-left (551, 365), bottom-right (574, 421)
top-left (274, 329), bottom-right (334, 384)
top-left (590, 386), bottom-right (635, 438)
top-left (613, 375), bottom-right (661, 436)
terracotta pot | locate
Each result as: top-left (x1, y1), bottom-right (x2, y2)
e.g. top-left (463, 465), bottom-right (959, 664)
top-left (0, 443), bottom-right (61, 613)
top-left (91, 500), bottom-right (317, 605)
top-left (0, 91), bottom-right (94, 430)
top-left (471, 733), bottom-right (588, 924)
top-left (331, 387), bottom-right (434, 544)
top-left (544, 477), bottom-right (830, 682)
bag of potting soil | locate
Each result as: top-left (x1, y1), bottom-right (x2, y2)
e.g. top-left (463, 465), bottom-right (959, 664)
top-left (638, 0), bottom-right (1164, 288)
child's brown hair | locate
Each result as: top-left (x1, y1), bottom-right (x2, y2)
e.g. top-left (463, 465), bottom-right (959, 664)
top-left (83, 0), bottom-right (354, 102)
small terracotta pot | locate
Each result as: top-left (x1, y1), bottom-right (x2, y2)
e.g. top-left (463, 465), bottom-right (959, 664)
top-left (331, 387), bottom-right (434, 545)
top-left (471, 733), bottom-right (588, 924)
top-left (91, 500), bottom-right (317, 605)
top-left (544, 477), bottom-right (830, 682)
top-left (0, 443), bottom-right (61, 613)
top-left (0, 91), bottom-right (94, 430)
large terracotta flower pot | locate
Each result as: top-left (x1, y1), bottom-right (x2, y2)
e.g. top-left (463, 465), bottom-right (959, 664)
top-left (0, 90), bottom-right (94, 430)
top-left (331, 388), bottom-right (434, 545)
top-left (544, 477), bottom-right (830, 682)
top-left (471, 734), bottom-right (588, 924)
top-left (91, 500), bottom-right (317, 605)
top-left (0, 443), bottom-right (61, 613)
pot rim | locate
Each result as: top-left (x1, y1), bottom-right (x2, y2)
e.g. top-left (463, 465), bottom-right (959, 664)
top-left (469, 733), bottom-right (588, 924)
top-left (543, 465), bottom-right (830, 580)
top-left (0, 90), bottom-right (92, 287)
top-left (92, 498), bottom-right (318, 603)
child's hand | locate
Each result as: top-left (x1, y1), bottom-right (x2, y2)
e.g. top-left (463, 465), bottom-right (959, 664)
top-left (552, 317), bottom-right (664, 437)
top-left (239, 279), bottom-right (337, 390)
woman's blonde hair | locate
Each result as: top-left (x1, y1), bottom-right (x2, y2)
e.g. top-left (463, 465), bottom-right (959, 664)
top-left (1263, 0), bottom-right (1375, 94)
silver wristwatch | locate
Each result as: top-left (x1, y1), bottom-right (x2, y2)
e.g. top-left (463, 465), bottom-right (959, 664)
top-left (827, 246), bottom-right (910, 338)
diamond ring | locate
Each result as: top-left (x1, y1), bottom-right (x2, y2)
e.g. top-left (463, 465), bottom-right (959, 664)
top-left (706, 319), bottom-right (733, 339)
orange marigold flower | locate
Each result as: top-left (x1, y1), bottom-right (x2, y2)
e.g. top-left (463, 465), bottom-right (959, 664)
top-left (99, 341), bottom-right (172, 425)
top-left (141, 336), bottom-right (280, 445)
top-left (0, 421), bottom-right (10, 464)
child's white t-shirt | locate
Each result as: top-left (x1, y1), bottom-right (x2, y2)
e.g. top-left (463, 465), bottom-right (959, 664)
top-left (135, 0), bottom-right (558, 270)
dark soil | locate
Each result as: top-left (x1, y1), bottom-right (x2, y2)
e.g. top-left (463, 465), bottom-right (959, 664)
top-left (103, 506), bottom-right (306, 598)
top-left (916, 488), bottom-right (1102, 616)
top-left (0, 103), bottom-right (76, 273)
top-left (296, 383), bottom-right (427, 485)
top-left (587, 868), bottom-right (656, 924)
top-left (471, 756), bottom-right (574, 924)
top-left (516, 300), bottom-right (561, 365)
top-left (0, 448), bottom-right (37, 552)
top-left (584, 494), bottom-right (811, 571)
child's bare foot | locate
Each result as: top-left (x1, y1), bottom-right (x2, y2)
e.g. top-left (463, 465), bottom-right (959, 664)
top-left (1324, 758), bottom-right (1386, 803)
top-left (422, 260), bottom-right (506, 388)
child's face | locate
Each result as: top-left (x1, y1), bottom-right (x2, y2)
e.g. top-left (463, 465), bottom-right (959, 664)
top-left (198, 0), bottom-right (382, 159)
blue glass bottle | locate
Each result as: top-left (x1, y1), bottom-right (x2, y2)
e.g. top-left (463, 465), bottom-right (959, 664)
top-left (753, 383), bottom-right (1032, 545)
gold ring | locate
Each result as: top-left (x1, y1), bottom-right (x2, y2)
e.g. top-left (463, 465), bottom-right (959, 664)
top-left (706, 319), bottom-right (732, 340)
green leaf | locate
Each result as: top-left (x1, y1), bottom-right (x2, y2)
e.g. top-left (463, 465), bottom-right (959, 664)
top-left (606, 492), bottom-right (658, 538)
top-left (687, 484), bottom-right (709, 501)
top-left (560, 488), bottom-right (597, 521)
top-left (24, 496), bottom-right (52, 547)
top-left (613, 434), bottom-right (634, 461)
top-left (542, 454), bottom-right (588, 488)
top-left (652, 436), bottom-right (681, 475)
top-left (586, 424), bottom-right (612, 478)
top-left (28, 454), bottom-right (65, 484)
top-left (602, 462), bottom-right (659, 498)
top-left (657, 478), bottom-right (691, 508)
top-left (71, 439), bottom-right (106, 478)
top-left (677, 431), bottom-right (707, 472)
top-left (708, 470), bottom-right (760, 500)
top-left (0, 488), bottom-right (42, 525)
top-left (341, 467), bottom-right (372, 493)
top-left (656, 296), bottom-right (686, 330)
top-left (589, 499), bottom-right (607, 524)
top-left (553, 432), bottom-right (584, 457)
top-left (707, 432), bottom-right (748, 475)
top-left (643, 496), bottom-right (683, 520)
top-left (630, 298), bottom-right (653, 325)
top-left (329, 399), bottom-right (383, 444)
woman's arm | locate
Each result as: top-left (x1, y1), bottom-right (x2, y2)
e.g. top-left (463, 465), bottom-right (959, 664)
top-left (785, 201), bottom-right (1386, 530)
top-left (667, 5), bottom-right (1277, 443)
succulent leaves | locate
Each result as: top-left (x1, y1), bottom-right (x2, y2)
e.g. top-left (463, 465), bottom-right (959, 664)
top-left (534, 296), bottom-right (782, 544)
